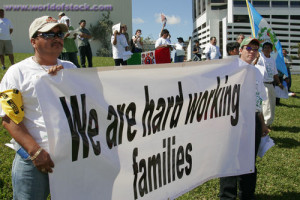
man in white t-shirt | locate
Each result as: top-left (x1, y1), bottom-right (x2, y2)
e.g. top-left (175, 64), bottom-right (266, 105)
top-left (155, 29), bottom-right (172, 50)
top-left (0, 9), bottom-right (14, 70)
top-left (255, 42), bottom-right (283, 127)
top-left (0, 16), bottom-right (76, 200)
top-left (204, 36), bottom-right (221, 60)
top-left (111, 25), bottom-right (129, 66)
top-left (219, 37), bottom-right (269, 200)
top-left (204, 37), bottom-right (221, 60)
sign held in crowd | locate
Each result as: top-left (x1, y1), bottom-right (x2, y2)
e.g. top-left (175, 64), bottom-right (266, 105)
top-left (35, 59), bottom-right (256, 200)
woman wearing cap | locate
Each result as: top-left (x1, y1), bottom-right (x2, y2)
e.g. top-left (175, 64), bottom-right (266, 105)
top-left (174, 37), bottom-right (185, 63)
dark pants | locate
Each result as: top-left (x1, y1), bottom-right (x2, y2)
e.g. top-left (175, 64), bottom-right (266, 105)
top-left (287, 67), bottom-right (292, 91)
top-left (79, 44), bottom-right (92, 68)
top-left (61, 52), bottom-right (80, 68)
top-left (175, 53), bottom-right (184, 63)
top-left (114, 59), bottom-right (123, 66)
top-left (133, 48), bottom-right (142, 53)
top-left (219, 113), bottom-right (262, 200)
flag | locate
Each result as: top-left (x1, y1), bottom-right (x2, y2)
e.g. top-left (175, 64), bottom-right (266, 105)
top-left (127, 48), bottom-right (171, 65)
top-left (247, 1), bottom-right (288, 76)
top-left (161, 13), bottom-right (167, 26)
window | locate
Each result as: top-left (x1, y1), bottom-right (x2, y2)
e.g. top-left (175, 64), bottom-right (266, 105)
top-left (272, 15), bottom-right (289, 19)
top-left (273, 27), bottom-right (288, 31)
top-left (202, 23), bottom-right (207, 29)
top-left (272, 1), bottom-right (288, 7)
top-left (203, 0), bottom-right (206, 12)
top-left (193, 0), bottom-right (197, 19)
top-left (211, 0), bottom-right (227, 3)
top-left (198, 0), bottom-right (202, 16)
top-left (276, 33), bottom-right (289, 37)
top-left (253, 1), bottom-right (270, 7)
top-left (233, 0), bottom-right (246, 7)
top-left (234, 15), bottom-right (249, 23)
top-left (212, 5), bottom-right (227, 10)
top-left (291, 15), bottom-right (300, 20)
top-left (272, 22), bottom-right (289, 25)
top-left (291, 1), bottom-right (300, 7)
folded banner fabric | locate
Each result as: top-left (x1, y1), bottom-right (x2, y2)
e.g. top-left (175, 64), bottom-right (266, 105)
top-left (35, 58), bottom-right (256, 200)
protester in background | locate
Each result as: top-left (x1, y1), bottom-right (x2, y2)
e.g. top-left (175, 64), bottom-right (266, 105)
top-left (226, 42), bottom-right (240, 57)
top-left (174, 37), bottom-right (185, 63)
top-left (155, 29), bottom-right (173, 62)
top-left (219, 37), bottom-right (269, 200)
top-left (60, 16), bottom-right (80, 68)
top-left (0, 9), bottom-right (14, 70)
top-left (236, 33), bottom-right (245, 44)
top-left (255, 42), bottom-right (283, 128)
top-left (76, 19), bottom-right (93, 68)
top-left (282, 49), bottom-right (292, 92)
top-left (57, 12), bottom-right (65, 23)
top-left (111, 25), bottom-right (128, 66)
top-left (192, 40), bottom-right (202, 61)
top-left (131, 29), bottom-right (143, 53)
top-left (155, 29), bottom-right (172, 50)
top-left (120, 25), bottom-right (130, 65)
top-left (204, 36), bottom-right (221, 60)
top-left (121, 24), bottom-right (130, 45)
top-left (0, 16), bottom-right (77, 200)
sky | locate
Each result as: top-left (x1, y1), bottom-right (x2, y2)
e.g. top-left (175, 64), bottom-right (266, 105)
top-left (132, 0), bottom-right (193, 42)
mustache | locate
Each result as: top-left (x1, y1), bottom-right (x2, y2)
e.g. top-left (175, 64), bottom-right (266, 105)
top-left (50, 41), bottom-right (63, 47)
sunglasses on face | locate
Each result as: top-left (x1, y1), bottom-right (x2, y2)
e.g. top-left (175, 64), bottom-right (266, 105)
top-left (37, 32), bottom-right (65, 39)
top-left (245, 46), bottom-right (259, 52)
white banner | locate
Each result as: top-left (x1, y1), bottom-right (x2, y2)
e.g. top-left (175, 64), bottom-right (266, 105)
top-left (35, 58), bottom-right (256, 200)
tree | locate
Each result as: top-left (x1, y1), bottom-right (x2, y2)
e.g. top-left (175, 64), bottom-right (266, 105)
top-left (89, 12), bottom-right (113, 57)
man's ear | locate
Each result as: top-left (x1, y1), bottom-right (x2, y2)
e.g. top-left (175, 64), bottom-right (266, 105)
top-left (30, 38), bottom-right (36, 48)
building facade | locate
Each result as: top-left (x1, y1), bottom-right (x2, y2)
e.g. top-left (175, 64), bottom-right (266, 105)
top-left (192, 0), bottom-right (300, 72)
top-left (1, 0), bottom-right (132, 56)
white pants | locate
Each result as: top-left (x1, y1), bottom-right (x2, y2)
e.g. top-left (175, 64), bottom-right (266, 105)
top-left (262, 83), bottom-right (276, 126)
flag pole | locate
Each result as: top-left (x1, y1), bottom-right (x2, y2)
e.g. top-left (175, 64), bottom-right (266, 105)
top-left (246, 0), bottom-right (256, 37)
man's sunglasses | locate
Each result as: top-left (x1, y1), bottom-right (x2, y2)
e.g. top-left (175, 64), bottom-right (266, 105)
top-left (245, 46), bottom-right (259, 52)
top-left (37, 32), bottom-right (65, 39)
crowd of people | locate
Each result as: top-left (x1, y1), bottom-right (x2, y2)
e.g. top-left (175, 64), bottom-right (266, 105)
top-left (0, 10), bottom-right (297, 200)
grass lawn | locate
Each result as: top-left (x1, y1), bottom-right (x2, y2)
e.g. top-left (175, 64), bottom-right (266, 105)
top-left (0, 53), bottom-right (299, 199)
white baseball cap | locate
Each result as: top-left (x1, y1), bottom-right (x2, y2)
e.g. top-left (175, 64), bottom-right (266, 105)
top-left (29, 16), bottom-right (68, 39)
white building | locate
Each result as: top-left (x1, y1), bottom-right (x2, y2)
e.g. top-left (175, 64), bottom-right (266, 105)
top-left (1, 0), bottom-right (132, 56)
top-left (192, 0), bottom-right (300, 72)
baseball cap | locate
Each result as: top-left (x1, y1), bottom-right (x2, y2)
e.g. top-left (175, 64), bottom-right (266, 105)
top-left (177, 37), bottom-right (184, 41)
top-left (29, 16), bottom-right (68, 39)
top-left (240, 37), bottom-right (260, 48)
top-left (58, 12), bottom-right (65, 16)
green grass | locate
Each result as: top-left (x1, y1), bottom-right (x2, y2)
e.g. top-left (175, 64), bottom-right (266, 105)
top-left (0, 53), bottom-right (299, 199)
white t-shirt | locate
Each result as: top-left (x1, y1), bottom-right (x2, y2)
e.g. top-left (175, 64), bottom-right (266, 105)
top-left (0, 18), bottom-right (13, 40)
top-left (175, 42), bottom-right (185, 56)
top-left (239, 59), bottom-right (267, 112)
top-left (256, 52), bottom-right (278, 82)
top-left (132, 35), bottom-right (142, 49)
top-left (155, 37), bottom-right (171, 48)
top-left (111, 34), bottom-right (128, 59)
top-left (204, 43), bottom-right (221, 60)
top-left (0, 57), bottom-right (77, 151)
